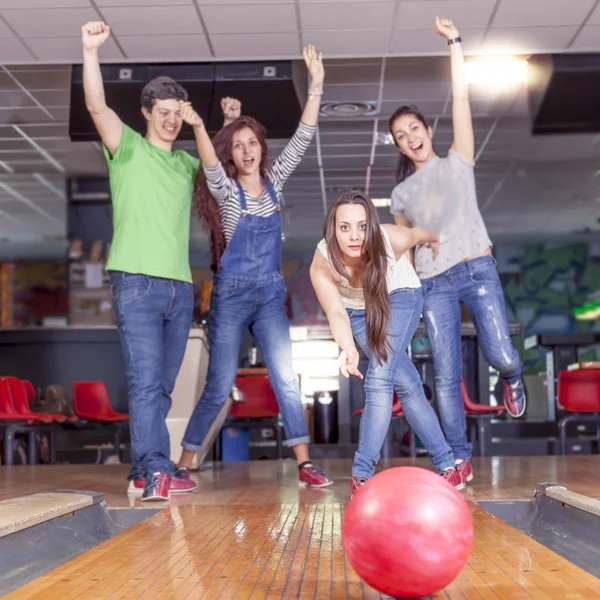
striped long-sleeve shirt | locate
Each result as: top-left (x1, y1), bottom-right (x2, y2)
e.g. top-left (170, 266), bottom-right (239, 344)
top-left (203, 121), bottom-right (316, 244)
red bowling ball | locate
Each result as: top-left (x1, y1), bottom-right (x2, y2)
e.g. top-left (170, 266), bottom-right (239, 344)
top-left (343, 466), bottom-right (473, 598)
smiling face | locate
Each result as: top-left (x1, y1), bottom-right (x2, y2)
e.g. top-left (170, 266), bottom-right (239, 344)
top-left (390, 113), bottom-right (434, 167)
top-left (142, 98), bottom-right (183, 144)
top-left (335, 203), bottom-right (367, 259)
top-left (230, 126), bottom-right (263, 177)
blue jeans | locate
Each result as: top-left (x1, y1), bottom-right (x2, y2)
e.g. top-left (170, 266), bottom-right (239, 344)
top-left (182, 274), bottom-right (310, 451)
top-left (110, 272), bottom-right (193, 480)
top-left (421, 255), bottom-right (521, 461)
top-left (349, 287), bottom-right (455, 480)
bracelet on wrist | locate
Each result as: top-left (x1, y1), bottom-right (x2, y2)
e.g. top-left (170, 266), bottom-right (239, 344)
top-left (447, 36), bottom-right (462, 45)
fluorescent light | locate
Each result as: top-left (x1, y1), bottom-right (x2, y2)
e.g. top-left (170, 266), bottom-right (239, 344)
top-left (371, 198), bottom-right (391, 207)
top-left (465, 58), bottom-right (528, 85)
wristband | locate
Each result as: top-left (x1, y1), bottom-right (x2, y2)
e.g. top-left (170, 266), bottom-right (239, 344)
top-left (447, 37), bottom-right (462, 45)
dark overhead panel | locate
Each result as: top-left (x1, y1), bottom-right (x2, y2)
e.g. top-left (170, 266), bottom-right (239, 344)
top-left (69, 60), bottom-right (306, 142)
top-left (527, 53), bottom-right (600, 135)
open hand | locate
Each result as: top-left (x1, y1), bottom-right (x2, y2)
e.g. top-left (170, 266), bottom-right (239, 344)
top-left (303, 45), bottom-right (324, 89)
top-left (81, 21), bottom-right (110, 51)
top-left (180, 101), bottom-right (203, 128)
top-left (338, 347), bottom-right (363, 379)
top-left (221, 97), bottom-right (241, 124)
top-left (435, 16), bottom-right (459, 41)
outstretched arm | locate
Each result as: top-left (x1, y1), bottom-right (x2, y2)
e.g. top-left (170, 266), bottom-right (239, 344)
top-left (309, 251), bottom-right (363, 379)
top-left (299, 45), bottom-right (324, 127)
top-left (436, 16), bottom-right (474, 163)
top-left (82, 21), bottom-right (122, 156)
top-left (383, 224), bottom-right (439, 260)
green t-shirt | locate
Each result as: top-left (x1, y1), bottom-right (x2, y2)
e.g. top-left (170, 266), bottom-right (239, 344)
top-left (104, 123), bottom-right (200, 283)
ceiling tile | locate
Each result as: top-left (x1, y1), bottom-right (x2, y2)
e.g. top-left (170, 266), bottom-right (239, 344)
top-left (25, 36), bottom-right (123, 62)
top-left (118, 34), bottom-right (211, 61)
top-left (302, 30), bottom-right (389, 56)
top-left (492, 0), bottom-right (596, 27)
top-left (211, 32), bottom-right (299, 58)
top-left (0, 38), bottom-right (35, 63)
top-left (392, 27), bottom-right (485, 54)
top-left (201, 4), bottom-right (297, 34)
top-left (100, 5), bottom-right (203, 36)
top-left (300, 1), bottom-right (395, 31)
top-left (96, 0), bottom-right (192, 5)
top-left (1, 8), bottom-right (102, 37)
top-left (0, 0), bottom-right (90, 7)
top-left (396, 1), bottom-right (496, 30)
top-left (569, 25), bottom-right (600, 50)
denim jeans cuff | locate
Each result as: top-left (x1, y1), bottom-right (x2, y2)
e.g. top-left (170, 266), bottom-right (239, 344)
top-left (285, 435), bottom-right (311, 447)
top-left (181, 440), bottom-right (204, 453)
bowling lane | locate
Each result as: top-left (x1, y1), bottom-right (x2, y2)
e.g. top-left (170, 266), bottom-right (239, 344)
top-left (5, 501), bottom-right (600, 600)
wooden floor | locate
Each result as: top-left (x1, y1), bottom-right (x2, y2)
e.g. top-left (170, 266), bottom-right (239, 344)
top-left (2, 456), bottom-right (600, 599)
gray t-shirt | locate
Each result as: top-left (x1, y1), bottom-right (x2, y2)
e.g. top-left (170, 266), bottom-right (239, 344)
top-left (390, 149), bottom-right (491, 280)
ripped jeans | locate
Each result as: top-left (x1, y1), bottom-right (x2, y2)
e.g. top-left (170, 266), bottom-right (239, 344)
top-left (348, 287), bottom-right (455, 480)
top-left (421, 255), bottom-right (522, 461)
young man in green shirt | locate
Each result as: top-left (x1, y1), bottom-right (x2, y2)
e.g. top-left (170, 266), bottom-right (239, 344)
top-left (82, 21), bottom-right (201, 501)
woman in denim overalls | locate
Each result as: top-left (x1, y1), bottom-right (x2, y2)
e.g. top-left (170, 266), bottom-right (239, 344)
top-left (176, 46), bottom-right (332, 487)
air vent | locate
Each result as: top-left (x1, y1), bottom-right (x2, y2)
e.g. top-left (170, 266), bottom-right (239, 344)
top-left (320, 102), bottom-right (377, 117)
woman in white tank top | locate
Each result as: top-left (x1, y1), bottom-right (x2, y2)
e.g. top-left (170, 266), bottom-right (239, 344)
top-left (310, 191), bottom-right (464, 497)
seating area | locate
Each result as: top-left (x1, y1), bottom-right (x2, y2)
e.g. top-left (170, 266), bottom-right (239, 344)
top-left (0, 379), bottom-right (128, 466)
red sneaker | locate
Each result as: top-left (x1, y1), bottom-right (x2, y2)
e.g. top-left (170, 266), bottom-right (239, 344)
top-left (503, 380), bottom-right (526, 418)
top-left (298, 463), bottom-right (333, 488)
top-left (142, 472), bottom-right (170, 502)
top-left (351, 477), bottom-right (366, 498)
top-left (455, 460), bottom-right (473, 485)
top-left (441, 468), bottom-right (465, 491)
top-left (128, 468), bottom-right (197, 495)
top-left (170, 467), bottom-right (197, 494)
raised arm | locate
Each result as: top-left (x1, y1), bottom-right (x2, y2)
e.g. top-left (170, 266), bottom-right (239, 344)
top-left (300, 45), bottom-right (324, 127)
top-left (309, 251), bottom-right (363, 379)
top-left (436, 16), bottom-right (474, 163)
top-left (81, 22), bottom-right (122, 156)
top-left (180, 102), bottom-right (233, 204)
top-left (221, 97), bottom-right (241, 128)
top-left (383, 224), bottom-right (439, 260)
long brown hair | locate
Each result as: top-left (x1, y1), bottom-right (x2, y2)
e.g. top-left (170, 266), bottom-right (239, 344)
top-left (323, 192), bottom-right (391, 364)
top-left (193, 116), bottom-right (270, 271)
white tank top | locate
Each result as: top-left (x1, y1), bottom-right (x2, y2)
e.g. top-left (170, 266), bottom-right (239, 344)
top-left (317, 225), bottom-right (421, 310)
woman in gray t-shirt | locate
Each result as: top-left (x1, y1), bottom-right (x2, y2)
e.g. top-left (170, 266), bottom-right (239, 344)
top-left (388, 17), bottom-right (526, 486)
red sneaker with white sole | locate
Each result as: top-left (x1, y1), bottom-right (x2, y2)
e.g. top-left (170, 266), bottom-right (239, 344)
top-left (298, 463), bottom-right (333, 488)
top-left (455, 460), bottom-right (473, 485)
top-left (128, 467), bottom-right (197, 496)
top-left (142, 472), bottom-right (170, 502)
top-left (170, 467), bottom-right (197, 494)
top-left (441, 467), bottom-right (465, 490)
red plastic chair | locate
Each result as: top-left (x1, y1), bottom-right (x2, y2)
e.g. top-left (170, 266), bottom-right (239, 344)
top-left (3, 376), bottom-right (63, 423)
top-left (462, 378), bottom-right (505, 457)
top-left (224, 376), bottom-right (283, 459)
top-left (72, 382), bottom-right (129, 422)
top-left (557, 369), bottom-right (600, 454)
top-left (353, 391), bottom-right (416, 457)
top-left (21, 380), bottom-right (35, 404)
top-left (0, 379), bottom-right (32, 422)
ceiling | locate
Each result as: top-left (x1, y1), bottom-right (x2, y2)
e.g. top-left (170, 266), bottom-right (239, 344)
top-left (1, 0), bottom-right (600, 259)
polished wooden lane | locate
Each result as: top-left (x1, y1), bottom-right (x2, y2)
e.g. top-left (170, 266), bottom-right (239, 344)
top-left (3, 457), bottom-right (600, 599)
top-left (4, 502), bottom-right (600, 599)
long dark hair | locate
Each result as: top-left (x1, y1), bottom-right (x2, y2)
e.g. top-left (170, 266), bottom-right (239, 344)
top-left (193, 116), bottom-right (269, 271)
top-left (388, 105), bottom-right (430, 184)
top-left (323, 192), bottom-right (391, 364)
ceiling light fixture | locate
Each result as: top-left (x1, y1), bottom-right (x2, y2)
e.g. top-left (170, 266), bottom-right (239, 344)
top-left (465, 58), bottom-right (528, 86)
